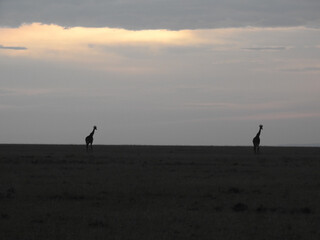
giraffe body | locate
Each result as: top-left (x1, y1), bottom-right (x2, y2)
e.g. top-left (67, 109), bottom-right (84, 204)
top-left (85, 126), bottom-right (97, 151)
top-left (253, 125), bottom-right (263, 154)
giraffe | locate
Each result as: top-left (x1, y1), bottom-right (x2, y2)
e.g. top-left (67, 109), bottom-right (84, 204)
top-left (85, 126), bottom-right (97, 152)
top-left (252, 125), bottom-right (263, 154)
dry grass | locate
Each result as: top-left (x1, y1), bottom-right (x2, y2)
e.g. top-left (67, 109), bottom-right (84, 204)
top-left (1, 145), bottom-right (320, 239)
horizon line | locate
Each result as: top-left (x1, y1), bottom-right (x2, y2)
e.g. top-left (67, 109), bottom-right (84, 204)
top-left (0, 143), bottom-right (319, 147)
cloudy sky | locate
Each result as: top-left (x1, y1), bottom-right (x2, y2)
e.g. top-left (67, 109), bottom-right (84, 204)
top-left (0, 0), bottom-right (320, 145)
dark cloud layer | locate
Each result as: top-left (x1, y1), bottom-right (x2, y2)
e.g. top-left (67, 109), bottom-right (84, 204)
top-left (0, 45), bottom-right (27, 50)
top-left (1, 0), bottom-right (320, 29)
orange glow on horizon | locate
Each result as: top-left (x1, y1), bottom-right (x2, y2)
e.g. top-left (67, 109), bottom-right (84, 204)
top-left (0, 22), bottom-right (205, 52)
top-left (0, 23), bottom-right (212, 71)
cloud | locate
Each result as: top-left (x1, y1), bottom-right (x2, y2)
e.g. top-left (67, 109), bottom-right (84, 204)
top-left (185, 101), bottom-right (290, 111)
top-left (0, 23), bottom-right (221, 71)
top-left (0, 44), bottom-right (27, 50)
top-left (0, 23), bottom-right (205, 49)
top-left (242, 47), bottom-right (287, 51)
top-left (1, 0), bottom-right (320, 30)
top-left (0, 89), bottom-right (12, 95)
top-left (0, 88), bottom-right (54, 96)
top-left (280, 67), bottom-right (320, 72)
top-left (1, 23), bottom-right (319, 74)
top-left (234, 112), bottom-right (320, 121)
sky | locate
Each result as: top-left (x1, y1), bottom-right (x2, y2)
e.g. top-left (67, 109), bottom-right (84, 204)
top-left (0, 0), bottom-right (320, 145)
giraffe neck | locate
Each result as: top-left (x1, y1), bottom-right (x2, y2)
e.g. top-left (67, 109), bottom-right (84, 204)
top-left (90, 129), bottom-right (96, 137)
top-left (256, 128), bottom-right (262, 137)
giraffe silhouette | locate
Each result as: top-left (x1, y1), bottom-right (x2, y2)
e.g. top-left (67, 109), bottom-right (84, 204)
top-left (85, 126), bottom-right (97, 152)
top-left (253, 125), bottom-right (263, 154)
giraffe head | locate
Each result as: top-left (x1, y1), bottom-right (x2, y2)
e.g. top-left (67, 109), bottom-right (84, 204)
top-left (259, 124), bottom-right (263, 130)
top-left (93, 125), bottom-right (97, 130)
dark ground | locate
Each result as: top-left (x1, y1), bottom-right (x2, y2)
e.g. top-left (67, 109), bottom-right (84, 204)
top-left (1, 145), bottom-right (320, 239)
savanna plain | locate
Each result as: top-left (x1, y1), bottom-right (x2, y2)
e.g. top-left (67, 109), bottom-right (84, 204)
top-left (1, 144), bottom-right (320, 240)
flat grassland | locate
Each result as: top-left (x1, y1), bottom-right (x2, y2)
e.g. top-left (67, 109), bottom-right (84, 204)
top-left (1, 145), bottom-right (320, 239)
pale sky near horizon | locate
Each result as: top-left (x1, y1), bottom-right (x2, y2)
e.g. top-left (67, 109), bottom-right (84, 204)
top-left (0, 0), bottom-right (320, 145)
